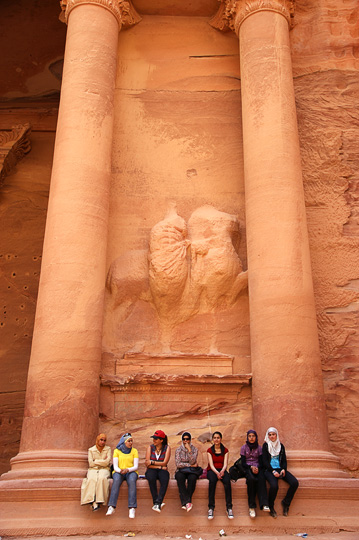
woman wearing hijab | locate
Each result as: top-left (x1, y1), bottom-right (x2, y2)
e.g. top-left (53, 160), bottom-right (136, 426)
top-left (262, 427), bottom-right (299, 518)
top-left (106, 433), bottom-right (139, 518)
top-left (81, 433), bottom-right (111, 510)
top-left (240, 429), bottom-right (270, 518)
top-left (145, 429), bottom-right (171, 512)
top-left (207, 431), bottom-right (234, 520)
top-left (174, 432), bottom-right (199, 512)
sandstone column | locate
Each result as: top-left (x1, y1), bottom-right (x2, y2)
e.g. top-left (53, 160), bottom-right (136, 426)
top-left (212, 0), bottom-right (341, 475)
top-left (3, 0), bottom-right (139, 482)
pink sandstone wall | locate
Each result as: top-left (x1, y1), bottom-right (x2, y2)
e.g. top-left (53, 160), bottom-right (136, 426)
top-left (0, 0), bottom-right (359, 476)
top-left (0, 131), bottom-right (54, 474)
top-left (291, 0), bottom-right (359, 474)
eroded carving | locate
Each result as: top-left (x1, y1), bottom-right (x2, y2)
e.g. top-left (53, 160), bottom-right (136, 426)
top-left (59, 0), bottom-right (141, 28)
top-left (0, 124), bottom-right (31, 187)
top-left (209, 0), bottom-right (295, 34)
top-left (101, 372), bottom-right (251, 390)
top-left (106, 204), bottom-right (248, 353)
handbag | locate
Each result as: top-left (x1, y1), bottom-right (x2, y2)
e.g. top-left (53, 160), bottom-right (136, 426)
top-left (179, 466), bottom-right (203, 477)
top-left (229, 456), bottom-right (246, 481)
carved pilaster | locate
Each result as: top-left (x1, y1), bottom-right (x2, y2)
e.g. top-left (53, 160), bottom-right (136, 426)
top-left (59, 0), bottom-right (141, 29)
top-left (0, 124), bottom-right (31, 187)
top-left (210, 0), bottom-right (295, 34)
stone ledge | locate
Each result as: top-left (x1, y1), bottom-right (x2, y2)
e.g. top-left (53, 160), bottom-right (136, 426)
top-left (1, 477), bottom-right (359, 501)
top-left (0, 478), bottom-right (359, 536)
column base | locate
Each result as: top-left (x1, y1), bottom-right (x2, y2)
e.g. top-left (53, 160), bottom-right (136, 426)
top-left (0, 450), bottom-right (88, 487)
top-left (287, 449), bottom-right (348, 478)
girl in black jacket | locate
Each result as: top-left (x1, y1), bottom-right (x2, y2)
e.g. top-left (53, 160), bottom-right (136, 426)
top-left (262, 427), bottom-right (299, 518)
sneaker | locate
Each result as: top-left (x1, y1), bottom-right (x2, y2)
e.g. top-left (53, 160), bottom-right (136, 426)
top-left (262, 506), bottom-right (270, 512)
top-left (181, 505), bottom-right (187, 510)
top-left (227, 508), bottom-right (234, 519)
top-left (208, 508), bottom-right (214, 520)
top-left (92, 502), bottom-right (99, 511)
top-left (129, 508), bottom-right (135, 519)
top-left (186, 502), bottom-right (193, 512)
top-left (161, 503), bottom-right (165, 508)
top-left (106, 506), bottom-right (115, 516)
top-left (152, 504), bottom-right (161, 513)
top-left (270, 507), bottom-right (277, 519)
top-left (249, 508), bottom-right (256, 518)
top-left (281, 501), bottom-right (289, 516)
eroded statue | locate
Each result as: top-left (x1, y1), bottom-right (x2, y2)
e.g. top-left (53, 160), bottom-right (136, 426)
top-left (106, 204), bottom-right (247, 351)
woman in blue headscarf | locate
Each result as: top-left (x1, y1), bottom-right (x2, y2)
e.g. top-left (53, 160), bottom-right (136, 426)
top-left (240, 429), bottom-right (270, 518)
top-left (106, 433), bottom-right (139, 519)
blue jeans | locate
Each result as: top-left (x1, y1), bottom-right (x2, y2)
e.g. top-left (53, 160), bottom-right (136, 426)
top-left (108, 471), bottom-right (137, 508)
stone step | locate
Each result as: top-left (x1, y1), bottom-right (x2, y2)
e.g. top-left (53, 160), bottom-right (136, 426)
top-left (1, 477), bottom-right (359, 536)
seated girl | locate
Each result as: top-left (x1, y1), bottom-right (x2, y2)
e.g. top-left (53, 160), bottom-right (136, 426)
top-left (106, 433), bottom-right (139, 519)
top-left (145, 429), bottom-right (171, 512)
top-left (262, 427), bottom-right (299, 518)
top-left (207, 431), bottom-right (234, 520)
top-left (81, 433), bottom-right (111, 511)
top-left (240, 429), bottom-right (270, 518)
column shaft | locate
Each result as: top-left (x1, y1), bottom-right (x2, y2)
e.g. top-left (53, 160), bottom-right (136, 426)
top-left (239, 10), bottom-right (339, 473)
top-left (6, 3), bottom-right (119, 479)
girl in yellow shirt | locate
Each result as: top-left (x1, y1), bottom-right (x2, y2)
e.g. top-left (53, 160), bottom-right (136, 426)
top-left (106, 433), bottom-right (139, 518)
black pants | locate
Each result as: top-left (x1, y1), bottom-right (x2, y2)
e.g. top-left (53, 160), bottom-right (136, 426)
top-left (175, 470), bottom-right (198, 506)
top-left (207, 469), bottom-right (232, 510)
top-left (245, 469), bottom-right (269, 509)
top-left (145, 468), bottom-right (170, 505)
top-left (264, 469), bottom-right (299, 508)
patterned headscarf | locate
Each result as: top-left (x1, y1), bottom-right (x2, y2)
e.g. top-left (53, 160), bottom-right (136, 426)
top-left (116, 433), bottom-right (133, 454)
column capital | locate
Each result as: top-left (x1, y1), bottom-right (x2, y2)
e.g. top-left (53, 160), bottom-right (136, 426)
top-left (60, 0), bottom-right (141, 29)
top-left (210, 0), bottom-right (295, 34)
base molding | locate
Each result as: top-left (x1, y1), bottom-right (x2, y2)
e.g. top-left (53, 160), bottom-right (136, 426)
top-left (286, 449), bottom-right (347, 478)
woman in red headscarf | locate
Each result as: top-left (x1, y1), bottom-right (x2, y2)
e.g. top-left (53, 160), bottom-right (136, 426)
top-left (81, 433), bottom-right (111, 511)
top-left (145, 429), bottom-right (171, 512)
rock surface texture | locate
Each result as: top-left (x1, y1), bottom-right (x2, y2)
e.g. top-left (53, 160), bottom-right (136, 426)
top-left (0, 0), bottom-right (358, 495)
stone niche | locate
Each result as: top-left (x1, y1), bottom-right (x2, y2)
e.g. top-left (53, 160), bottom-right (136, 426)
top-left (102, 367), bottom-right (251, 421)
top-left (101, 206), bottom-right (252, 456)
top-left (100, 14), bottom-right (251, 457)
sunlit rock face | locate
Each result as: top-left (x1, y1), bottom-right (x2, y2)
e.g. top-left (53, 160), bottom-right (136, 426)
top-left (0, 0), bottom-right (359, 480)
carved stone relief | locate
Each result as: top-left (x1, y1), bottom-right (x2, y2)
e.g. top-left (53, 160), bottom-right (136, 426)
top-left (0, 124), bottom-right (31, 187)
top-left (105, 204), bottom-right (248, 355)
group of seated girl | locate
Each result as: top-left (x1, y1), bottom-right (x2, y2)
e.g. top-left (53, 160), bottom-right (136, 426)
top-left (80, 427), bottom-right (298, 520)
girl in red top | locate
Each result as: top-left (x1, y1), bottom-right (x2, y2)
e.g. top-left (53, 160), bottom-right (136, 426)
top-left (207, 431), bottom-right (234, 520)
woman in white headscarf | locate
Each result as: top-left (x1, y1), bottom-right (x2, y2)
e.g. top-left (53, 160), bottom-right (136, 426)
top-left (262, 427), bottom-right (299, 518)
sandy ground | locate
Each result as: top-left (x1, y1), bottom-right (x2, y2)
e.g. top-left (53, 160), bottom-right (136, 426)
top-left (4, 534), bottom-right (359, 540)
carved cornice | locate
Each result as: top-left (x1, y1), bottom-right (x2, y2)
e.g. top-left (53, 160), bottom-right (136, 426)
top-left (59, 0), bottom-right (141, 29)
top-left (101, 372), bottom-right (252, 392)
top-left (0, 124), bottom-right (31, 187)
top-left (210, 0), bottom-right (295, 34)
